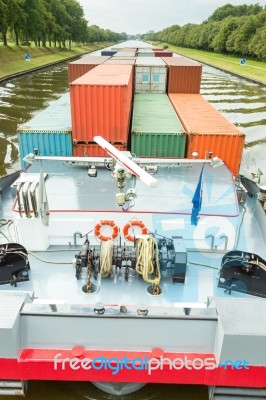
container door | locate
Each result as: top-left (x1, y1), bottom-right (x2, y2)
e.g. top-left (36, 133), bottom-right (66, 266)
top-left (150, 66), bottom-right (167, 93)
top-left (135, 66), bottom-right (151, 93)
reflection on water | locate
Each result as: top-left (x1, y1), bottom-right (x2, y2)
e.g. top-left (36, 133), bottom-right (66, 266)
top-left (0, 64), bottom-right (69, 175)
top-left (0, 381), bottom-right (208, 400)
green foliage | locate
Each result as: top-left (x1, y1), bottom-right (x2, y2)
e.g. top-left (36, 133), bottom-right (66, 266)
top-left (1, 0), bottom-right (125, 47)
top-left (249, 24), bottom-right (266, 61)
top-left (208, 3), bottom-right (263, 21)
top-left (144, 4), bottom-right (266, 61)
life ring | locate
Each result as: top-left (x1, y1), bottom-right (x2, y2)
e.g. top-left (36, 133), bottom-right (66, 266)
top-left (123, 220), bottom-right (148, 242)
top-left (94, 220), bottom-right (119, 241)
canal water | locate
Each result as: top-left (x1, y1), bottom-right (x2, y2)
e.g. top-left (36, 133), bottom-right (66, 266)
top-left (0, 54), bottom-right (265, 400)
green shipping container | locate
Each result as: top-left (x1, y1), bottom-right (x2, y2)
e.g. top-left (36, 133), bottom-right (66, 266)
top-left (131, 94), bottom-right (186, 157)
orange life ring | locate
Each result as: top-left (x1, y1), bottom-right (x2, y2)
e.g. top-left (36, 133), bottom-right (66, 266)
top-left (94, 220), bottom-right (119, 241)
top-left (123, 220), bottom-right (148, 242)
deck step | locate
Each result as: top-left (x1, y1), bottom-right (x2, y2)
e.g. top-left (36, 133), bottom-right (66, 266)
top-left (0, 381), bottom-right (26, 396)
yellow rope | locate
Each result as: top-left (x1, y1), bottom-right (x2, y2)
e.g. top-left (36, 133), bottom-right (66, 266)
top-left (136, 237), bottom-right (161, 286)
top-left (99, 240), bottom-right (113, 277)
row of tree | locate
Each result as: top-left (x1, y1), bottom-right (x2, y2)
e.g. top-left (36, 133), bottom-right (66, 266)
top-left (0, 0), bottom-right (126, 48)
top-left (144, 4), bottom-right (266, 61)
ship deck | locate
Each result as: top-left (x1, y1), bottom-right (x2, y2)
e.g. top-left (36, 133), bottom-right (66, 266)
top-left (1, 158), bottom-right (266, 307)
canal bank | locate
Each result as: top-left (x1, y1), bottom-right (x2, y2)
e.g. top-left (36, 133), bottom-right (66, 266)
top-left (0, 42), bottom-right (115, 83)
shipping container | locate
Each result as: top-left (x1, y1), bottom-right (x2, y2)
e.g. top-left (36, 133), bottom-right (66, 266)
top-left (135, 57), bottom-right (167, 93)
top-left (103, 59), bottom-right (136, 65)
top-left (168, 93), bottom-right (245, 175)
top-left (162, 57), bottom-right (202, 93)
top-left (154, 51), bottom-right (173, 57)
top-left (131, 94), bottom-right (186, 157)
top-left (101, 50), bottom-right (117, 56)
top-left (70, 64), bottom-right (133, 143)
top-left (68, 56), bottom-right (110, 83)
top-left (137, 49), bottom-right (155, 57)
top-left (109, 57), bottom-right (136, 60)
top-left (17, 94), bottom-right (72, 168)
top-left (121, 48), bottom-right (137, 54)
top-left (73, 142), bottom-right (127, 157)
top-left (113, 51), bottom-right (136, 57)
top-left (111, 47), bottom-right (137, 52)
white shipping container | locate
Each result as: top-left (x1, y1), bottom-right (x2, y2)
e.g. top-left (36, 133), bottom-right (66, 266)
top-left (137, 49), bottom-right (155, 57)
top-left (135, 57), bottom-right (167, 93)
top-left (114, 51), bottom-right (136, 57)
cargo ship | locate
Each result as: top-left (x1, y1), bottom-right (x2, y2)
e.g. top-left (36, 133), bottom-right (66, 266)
top-left (1, 43), bottom-right (266, 399)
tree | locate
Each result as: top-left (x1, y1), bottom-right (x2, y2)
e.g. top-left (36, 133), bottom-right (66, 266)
top-left (212, 17), bottom-right (239, 53)
top-left (0, 0), bottom-right (9, 45)
top-left (233, 15), bottom-right (261, 56)
top-left (198, 21), bottom-right (221, 51)
top-left (249, 24), bottom-right (266, 60)
top-left (208, 3), bottom-right (263, 21)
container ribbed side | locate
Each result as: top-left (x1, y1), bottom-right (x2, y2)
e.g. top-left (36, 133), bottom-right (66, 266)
top-left (18, 132), bottom-right (73, 168)
top-left (73, 143), bottom-right (127, 157)
top-left (131, 133), bottom-right (185, 157)
top-left (167, 66), bottom-right (202, 93)
top-left (70, 67), bottom-right (133, 143)
top-left (168, 93), bottom-right (245, 175)
top-left (131, 94), bottom-right (185, 157)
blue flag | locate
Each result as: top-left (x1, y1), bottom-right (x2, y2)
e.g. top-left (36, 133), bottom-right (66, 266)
top-left (191, 166), bottom-right (204, 226)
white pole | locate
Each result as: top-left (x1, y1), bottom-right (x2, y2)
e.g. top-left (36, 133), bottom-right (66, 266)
top-left (94, 136), bottom-right (159, 188)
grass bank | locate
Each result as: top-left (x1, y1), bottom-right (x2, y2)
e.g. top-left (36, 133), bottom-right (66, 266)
top-left (0, 42), bottom-right (113, 80)
top-left (151, 42), bottom-right (266, 84)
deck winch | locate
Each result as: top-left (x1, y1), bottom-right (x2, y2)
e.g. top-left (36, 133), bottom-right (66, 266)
top-left (74, 233), bottom-right (187, 293)
top-left (218, 250), bottom-right (266, 298)
top-left (0, 243), bottom-right (30, 286)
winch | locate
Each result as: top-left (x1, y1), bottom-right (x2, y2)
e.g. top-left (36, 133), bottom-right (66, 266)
top-left (74, 234), bottom-right (187, 294)
top-left (0, 243), bottom-right (30, 286)
top-left (218, 250), bottom-right (266, 298)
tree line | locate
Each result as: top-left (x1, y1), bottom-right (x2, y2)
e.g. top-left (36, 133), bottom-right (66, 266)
top-left (144, 4), bottom-right (266, 61)
top-left (0, 0), bottom-right (127, 48)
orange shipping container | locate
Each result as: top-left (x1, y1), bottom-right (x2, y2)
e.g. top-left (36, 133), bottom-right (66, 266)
top-left (73, 142), bottom-right (127, 157)
top-left (162, 57), bottom-right (202, 93)
top-left (68, 56), bottom-right (110, 83)
top-left (168, 94), bottom-right (245, 175)
top-left (70, 64), bottom-right (133, 143)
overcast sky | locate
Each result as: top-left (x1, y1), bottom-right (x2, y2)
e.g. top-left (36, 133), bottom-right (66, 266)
top-left (78, 0), bottom-right (265, 34)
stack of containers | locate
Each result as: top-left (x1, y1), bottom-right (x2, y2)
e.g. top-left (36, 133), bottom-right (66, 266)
top-left (131, 94), bottom-right (186, 157)
top-left (137, 48), bottom-right (155, 57)
top-left (168, 94), bottom-right (245, 175)
top-left (68, 56), bottom-right (110, 83)
top-left (162, 57), bottom-right (202, 93)
top-left (70, 64), bottom-right (133, 156)
top-left (135, 57), bottom-right (167, 93)
top-left (17, 93), bottom-right (72, 168)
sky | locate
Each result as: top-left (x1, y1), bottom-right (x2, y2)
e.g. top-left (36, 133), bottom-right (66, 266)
top-left (78, 0), bottom-right (266, 35)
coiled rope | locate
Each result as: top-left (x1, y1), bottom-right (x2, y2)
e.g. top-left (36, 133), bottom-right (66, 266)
top-left (99, 240), bottom-right (113, 277)
top-left (136, 237), bottom-right (161, 290)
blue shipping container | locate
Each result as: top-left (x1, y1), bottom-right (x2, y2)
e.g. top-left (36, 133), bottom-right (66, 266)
top-left (101, 50), bottom-right (117, 56)
top-left (17, 93), bottom-right (73, 168)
